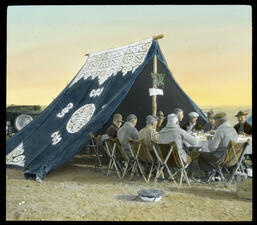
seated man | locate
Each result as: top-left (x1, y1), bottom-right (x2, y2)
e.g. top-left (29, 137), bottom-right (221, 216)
top-left (182, 112), bottom-right (202, 132)
top-left (234, 111), bottom-right (252, 135)
top-left (156, 111), bottom-right (166, 132)
top-left (139, 115), bottom-right (159, 151)
top-left (106, 113), bottom-right (124, 138)
top-left (198, 112), bottom-right (238, 177)
top-left (117, 114), bottom-right (139, 158)
top-left (173, 108), bottom-right (184, 127)
top-left (203, 110), bottom-right (217, 133)
top-left (158, 113), bottom-right (198, 164)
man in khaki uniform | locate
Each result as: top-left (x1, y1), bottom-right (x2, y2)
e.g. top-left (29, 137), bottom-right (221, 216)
top-left (139, 115), bottom-right (159, 151)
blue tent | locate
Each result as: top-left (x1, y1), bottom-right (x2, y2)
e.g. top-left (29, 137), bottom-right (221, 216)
top-left (6, 37), bottom-right (208, 180)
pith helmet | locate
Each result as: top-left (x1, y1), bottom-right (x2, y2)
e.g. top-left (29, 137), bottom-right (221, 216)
top-left (113, 114), bottom-right (123, 122)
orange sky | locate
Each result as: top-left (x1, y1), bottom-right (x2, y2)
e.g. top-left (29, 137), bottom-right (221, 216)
top-left (7, 5), bottom-right (252, 106)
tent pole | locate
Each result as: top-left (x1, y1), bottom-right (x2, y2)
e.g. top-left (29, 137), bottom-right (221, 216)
top-left (152, 55), bottom-right (157, 117)
top-left (152, 34), bottom-right (164, 117)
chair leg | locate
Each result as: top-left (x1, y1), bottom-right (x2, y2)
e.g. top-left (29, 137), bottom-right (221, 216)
top-left (154, 163), bottom-right (161, 182)
top-left (113, 160), bottom-right (122, 179)
top-left (107, 158), bottom-right (122, 179)
top-left (165, 165), bottom-right (179, 189)
top-left (137, 160), bottom-right (148, 183)
top-left (106, 158), bottom-right (114, 176)
top-left (218, 166), bottom-right (226, 182)
top-left (121, 162), bottom-right (126, 179)
top-left (159, 166), bottom-right (165, 179)
top-left (224, 167), bottom-right (230, 174)
top-left (183, 169), bottom-right (191, 188)
top-left (156, 165), bottom-right (165, 180)
top-left (136, 159), bottom-right (148, 183)
top-left (147, 163), bottom-right (154, 182)
top-left (179, 170), bottom-right (183, 186)
top-left (129, 160), bottom-right (137, 180)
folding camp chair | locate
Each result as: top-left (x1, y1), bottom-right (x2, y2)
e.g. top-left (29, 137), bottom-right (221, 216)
top-left (89, 134), bottom-right (103, 167)
top-left (134, 141), bottom-right (157, 183)
top-left (113, 138), bottom-right (133, 179)
top-left (155, 141), bottom-right (191, 188)
top-left (208, 140), bottom-right (250, 185)
top-left (104, 138), bottom-right (123, 179)
top-left (103, 138), bottom-right (132, 179)
top-left (151, 141), bottom-right (179, 189)
top-left (128, 139), bottom-right (148, 182)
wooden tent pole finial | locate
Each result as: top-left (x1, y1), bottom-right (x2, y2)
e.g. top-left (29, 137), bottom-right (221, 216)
top-left (153, 34), bottom-right (164, 40)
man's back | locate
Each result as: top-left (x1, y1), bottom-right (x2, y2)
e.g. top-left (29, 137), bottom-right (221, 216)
top-left (159, 124), bottom-right (197, 162)
top-left (208, 121), bottom-right (238, 158)
top-left (139, 125), bottom-right (158, 150)
top-left (117, 122), bottom-right (139, 150)
top-left (159, 125), bottom-right (197, 147)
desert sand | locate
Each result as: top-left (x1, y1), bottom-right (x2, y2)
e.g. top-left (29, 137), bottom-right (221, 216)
top-left (6, 154), bottom-right (252, 221)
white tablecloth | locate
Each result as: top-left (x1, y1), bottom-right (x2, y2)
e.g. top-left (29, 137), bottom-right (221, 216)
top-left (184, 134), bottom-right (252, 155)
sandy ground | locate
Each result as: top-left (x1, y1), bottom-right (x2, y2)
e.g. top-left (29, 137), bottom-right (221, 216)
top-left (6, 154), bottom-right (252, 221)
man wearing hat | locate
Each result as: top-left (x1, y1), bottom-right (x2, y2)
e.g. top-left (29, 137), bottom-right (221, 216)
top-left (106, 113), bottom-right (124, 139)
top-left (158, 113), bottom-right (198, 164)
top-left (117, 114), bottom-right (139, 158)
top-left (156, 111), bottom-right (166, 132)
top-left (203, 110), bottom-right (217, 133)
top-left (198, 112), bottom-right (238, 178)
top-left (233, 111), bottom-right (252, 135)
top-left (182, 112), bottom-right (202, 132)
top-left (139, 115), bottom-right (159, 152)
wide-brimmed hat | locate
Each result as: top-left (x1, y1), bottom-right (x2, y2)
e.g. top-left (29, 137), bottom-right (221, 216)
top-left (157, 111), bottom-right (166, 119)
top-left (207, 110), bottom-right (215, 118)
top-left (113, 113), bottom-right (123, 122)
top-left (214, 112), bottom-right (226, 119)
top-left (235, 111), bottom-right (248, 117)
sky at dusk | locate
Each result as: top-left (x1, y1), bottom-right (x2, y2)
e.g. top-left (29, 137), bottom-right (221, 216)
top-left (7, 5), bottom-right (252, 106)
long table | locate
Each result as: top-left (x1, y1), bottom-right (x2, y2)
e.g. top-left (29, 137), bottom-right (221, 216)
top-left (185, 134), bottom-right (252, 155)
